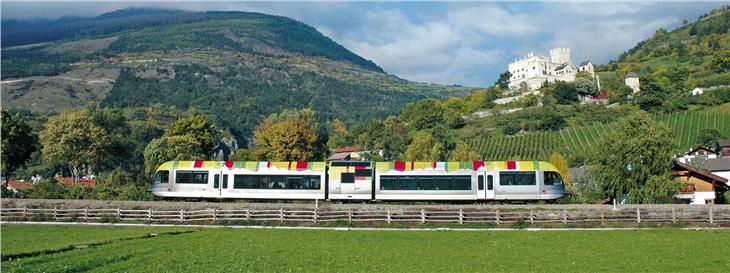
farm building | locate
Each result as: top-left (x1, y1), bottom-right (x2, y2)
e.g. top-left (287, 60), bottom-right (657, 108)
top-left (1, 180), bottom-right (34, 193)
top-left (676, 146), bottom-right (719, 165)
top-left (55, 177), bottom-right (96, 188)
top-left (672, 162), bottom-right (728, 204)
top-left (328, 147), bottom-right (368, 161)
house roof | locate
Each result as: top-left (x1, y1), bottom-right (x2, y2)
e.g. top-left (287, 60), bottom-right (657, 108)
top-left (673, 162), bottom-right (729, 189)
top-left (706, 158), bottom-right (730, 172)
top-left (327, 152), bottom-right (351, 161)
top-left (55, 177), bottom-right (96, 188)
top-left (680, 146), bottom-right (717, 157)
top-left (554, 63), bottom-right (572, 71)
top-left (625, 72), bottom-right (639, 78)
top-left (579, 60), bottom-right (592, 67)
top-left (3, 180), bottom-right (33, 190)
top-left (333, 147), bottom-right (365, 153)
top-left (718, 139), bottom-right (730, 147)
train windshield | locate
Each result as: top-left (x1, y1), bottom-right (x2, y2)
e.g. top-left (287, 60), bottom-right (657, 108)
top-left (153, 171), bottom-right (169, 184)
top-left (544, 172), bottom-right (563, 186)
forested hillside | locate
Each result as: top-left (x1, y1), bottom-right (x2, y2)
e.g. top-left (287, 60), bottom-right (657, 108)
top-left (596, 6), bottom-right (730, 93)
top-left (1, 9), bottom-right (470, 144)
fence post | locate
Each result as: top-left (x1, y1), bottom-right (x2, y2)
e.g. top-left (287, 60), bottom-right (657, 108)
top-left (600, 209), bottom-right (605, 225)
top-left (23, 206), bottom-right (27, 218)
top-left (53, 207), bottom-right (58, 220)
top-left (246, 209), bottom-right (251, 221)
top-left (562, 209), bottom-right (567, 224)
top-left (636, 207), bottom-right (641, 224)
top-left (529, 209), bottom-right (534, 225)
top-left (495, 210), bottom-right (500, 225)
top-left (347, 209), bottom-right (352, 224)
top-left (387, 209), bottom-right (391, 224)
top-left (313, 208), bottom-right (318, 224)
top-left (212, 209), bottom-right (217, 221)
top-left (459, 209), bottom-right (464, 225)
top-left (179, 209), bottom-right (184, 223)
top-left (148, 209), bottom-right (152, 221)
top-left (671, 206), bottom-right (676, 224)
top-left (421, 209), bottom-right (426, 224)
top-left (84, 208), bottom-right (88, 221)
top-left (709, 206), bottom-right (714, 225)
top-left (279, 208), bottom-right (284, 223)
top-left (116, 208), bottom-right (121, 221)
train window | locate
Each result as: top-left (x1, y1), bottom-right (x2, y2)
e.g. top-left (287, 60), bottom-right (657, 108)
top-left (233, 175), bottom-right (248, 189)
top-left (478, 176), bottom-right (484, 190)
top-left (487, 175), bottom-right (493, 190)
top-left (354, 169), bottom-right (372, 177)
top-left (341, 173), bottom-right (355, 183)
top-left (287, 176), bottom-right (303, 189)
top-left (214, 174), bottom-right (220, 188)
top-left (454, 176), bottom-right (472, 190)
top-left (154, 171), bottom-right (169, 184)
top-left (303, 176), bottom-right (321, 189)
top-left (176, 171), bottom-right (209, 184)
top-left (544, 172), bottom-right (563, 186)
top-left (380, 176), bottom-right (398, 190)
top-left (223, 175), bottom-right (228, 189)
top-left (232, 175), bottom-right (320, 189)
top-left (269, 176), bottom-right (286, 189)
top-left (435, 176), bottom-right (453, 190)
top-left (417, 176), bottom-right (435, 190)
top-left (499, 172), bottom-right (536, 186)
top-left (399, 176), bottom-right (417, 190)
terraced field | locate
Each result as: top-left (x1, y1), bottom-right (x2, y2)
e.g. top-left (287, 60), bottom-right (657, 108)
top-left (471, 108), bottom-right (730, 161)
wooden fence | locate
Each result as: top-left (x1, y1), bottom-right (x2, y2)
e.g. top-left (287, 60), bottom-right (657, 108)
top-left (2, 206), bottom-right (730, 225)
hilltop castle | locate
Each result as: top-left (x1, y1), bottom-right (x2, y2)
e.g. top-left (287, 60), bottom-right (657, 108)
top-left (507, 48), bottom-right (594, 91)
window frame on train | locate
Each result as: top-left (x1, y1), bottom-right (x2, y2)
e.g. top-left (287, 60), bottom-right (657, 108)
top-left (153, 170), bottom-right (169, 184)
top-left (498, 171), bottom-right (537, 186)
top-left (232, 174), bottom-right (321, 190)
top-left (543, 171), bottom-right (564, 186)
top-left (380, 175), bottom-right (472, 191)
top-left (175, 171), bottom-right (209, 184)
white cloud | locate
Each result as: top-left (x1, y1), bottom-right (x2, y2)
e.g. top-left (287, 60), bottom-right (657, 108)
top-left (448, 6), bottom-right (538, 36)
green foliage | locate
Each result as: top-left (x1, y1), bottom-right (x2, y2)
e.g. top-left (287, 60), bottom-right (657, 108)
top-left (634, 77), bottom-right (668, 112)
top-left (39, 110), bottom-right (112, 181)
top-left (1, 110), bottom-right (38, 176)
top-left (326, 119), bottom-right (353, 150)
top-left (143, 135), bottom-right (206, 175)
top-left (402, 99), bottom-right (464, 131)
top-left (167, 114), bottom-right (220, 156)
top-left (449, 141), bottom-right (479, 161)
top-left (251, 108), bottom-right (321, 161)
top-left (357, 116), bottom-right (410, 160)
top-left (588, 113), bottom-right (676, 203)
top-left (0, 47), bottom-right (78, 79)
top-left (495, 71), bottom-right (512, 90)
top-left (403, 131), bottom-right (444, 161)
top-left (697, 128), bottom-right (724, 149)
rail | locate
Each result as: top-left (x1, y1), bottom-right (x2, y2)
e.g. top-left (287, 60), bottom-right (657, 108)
top-left (2, 206), bottom-right (728, 225)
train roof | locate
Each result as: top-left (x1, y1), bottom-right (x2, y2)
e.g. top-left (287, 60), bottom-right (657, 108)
top-left (156, 160), bottom-right (557, 173)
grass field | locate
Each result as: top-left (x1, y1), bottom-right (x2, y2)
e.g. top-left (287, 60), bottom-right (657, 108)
top-left (471, 106), bottom-right (730, 161)
top-left (2, 225), bottom-right (730, 272)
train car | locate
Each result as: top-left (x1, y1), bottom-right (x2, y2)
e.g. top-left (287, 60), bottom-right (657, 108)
top-left (151, 160), bottom-right (326, 199)
top-left (373, 161), bottom-right (565, 201)
top-left (150, 160), bottom-right (565, 201)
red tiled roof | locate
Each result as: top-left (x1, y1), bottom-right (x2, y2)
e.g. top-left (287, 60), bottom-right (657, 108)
top-left (4, 180), bottom-right (34, 190)
top-left (334, 147), bottom-right (365, 153)
top-left (55, 177), bottom-right (96, 188)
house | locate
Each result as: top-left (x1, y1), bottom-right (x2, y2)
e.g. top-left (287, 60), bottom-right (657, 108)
top-left (676, 146), bottom-right (718, 165)
top-left (672, 162), bottom-right (729, 204)
top-left (717, 139), bottom-right (730, 157)
top-left (55, 177), bottom-right (96, 188)
top-left (706, 158), bottom-right (730, 182)
top-left (507, 48), bottom-right (592, 91)
top-left (2, 180), bottom-right (34, 193)
top-left (577, 60), bottom-right (595, 77)
top-left (625, 72), bottom-right (640, 93)
top-left (328, 147), bottom-right (368, 161)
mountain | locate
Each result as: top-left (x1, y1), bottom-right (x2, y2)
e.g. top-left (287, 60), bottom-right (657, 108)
top-left (1, 9), bottom-right (471, 141)
top-left (596, 6), bottom-right (729, 91)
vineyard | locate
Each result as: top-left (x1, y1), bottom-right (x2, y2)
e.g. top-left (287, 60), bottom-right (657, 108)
top-left (471, 110), bottom-right (730, 161)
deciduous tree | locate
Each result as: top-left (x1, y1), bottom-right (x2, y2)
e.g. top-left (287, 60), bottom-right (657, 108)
top-left (549, 153), bottom-right (573, 192)
top-left (251, 109), bottom-right (320, 161)
top-left (449, 142), bottom-right (479, 161)
top-left (404, 131), bottom-right (443, 161)
top-left (1, 110), bottom-right (38, 177)
top-left (143, 135), bottom-right (205, 175)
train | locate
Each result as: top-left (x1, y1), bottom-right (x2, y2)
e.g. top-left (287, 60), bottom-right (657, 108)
top-left (150, 160), bottom-right (566, 202)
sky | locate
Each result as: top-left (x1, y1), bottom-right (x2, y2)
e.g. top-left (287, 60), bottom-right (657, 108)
top-left (2, 1), bottom-right (726, 87)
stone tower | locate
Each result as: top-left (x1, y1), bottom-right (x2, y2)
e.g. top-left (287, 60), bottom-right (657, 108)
top-left (549, 48), bottom-right (571, 64)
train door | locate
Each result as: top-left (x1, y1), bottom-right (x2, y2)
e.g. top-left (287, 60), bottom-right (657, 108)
top-left (477, 172), bottom-right (496, 200)
top-left (213, 171), bottom-right (229, 198)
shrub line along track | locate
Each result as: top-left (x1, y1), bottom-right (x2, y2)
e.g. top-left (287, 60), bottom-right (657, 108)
top-left (3, 221), bottom-right (729, 232)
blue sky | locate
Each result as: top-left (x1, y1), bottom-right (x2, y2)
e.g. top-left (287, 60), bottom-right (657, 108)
top-left (2, 1), bottom-right (726, 87)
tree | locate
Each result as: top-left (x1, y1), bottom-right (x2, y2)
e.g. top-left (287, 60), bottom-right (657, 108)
top-left (697, 128), bottom-right (723, 150)
top-left (634, 77), bottom-right (667, 112)
top-left (327, 119), bottom-right (352, 149)
top-left (404, 131), bottom-right (443, 161)
top-left (251, 109), bottom-right (320, 161)
top-left (551, 81), bottom-right (579, 104)
top-left (357, 116), bottom-right (410, 160)
top-left (710, 50), bottom-right (730, 73)
top-left (449, 141), bottom-right (479, 161)
top-left (40, 110), bottom-right (111, 183)
top-left (495, 71), bottom-right (512, 90)
top-left (143, 135), bottom-right (206, 175)
top-left (573, 78), bottom-right (599, 97)
top-left (549, 153), bottom-right (573, 192)
top-left (1, 110), bottom-right (38, 177)
top-left (575, 71), bottom-right (593, 80)
top-left (588, 113), bottom-right (677, 203)
top-left (167, 114), bottom-right (220, 157)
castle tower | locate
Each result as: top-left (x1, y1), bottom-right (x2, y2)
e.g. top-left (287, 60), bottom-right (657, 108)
top-left (549, 48), bottom-right (571, 64)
